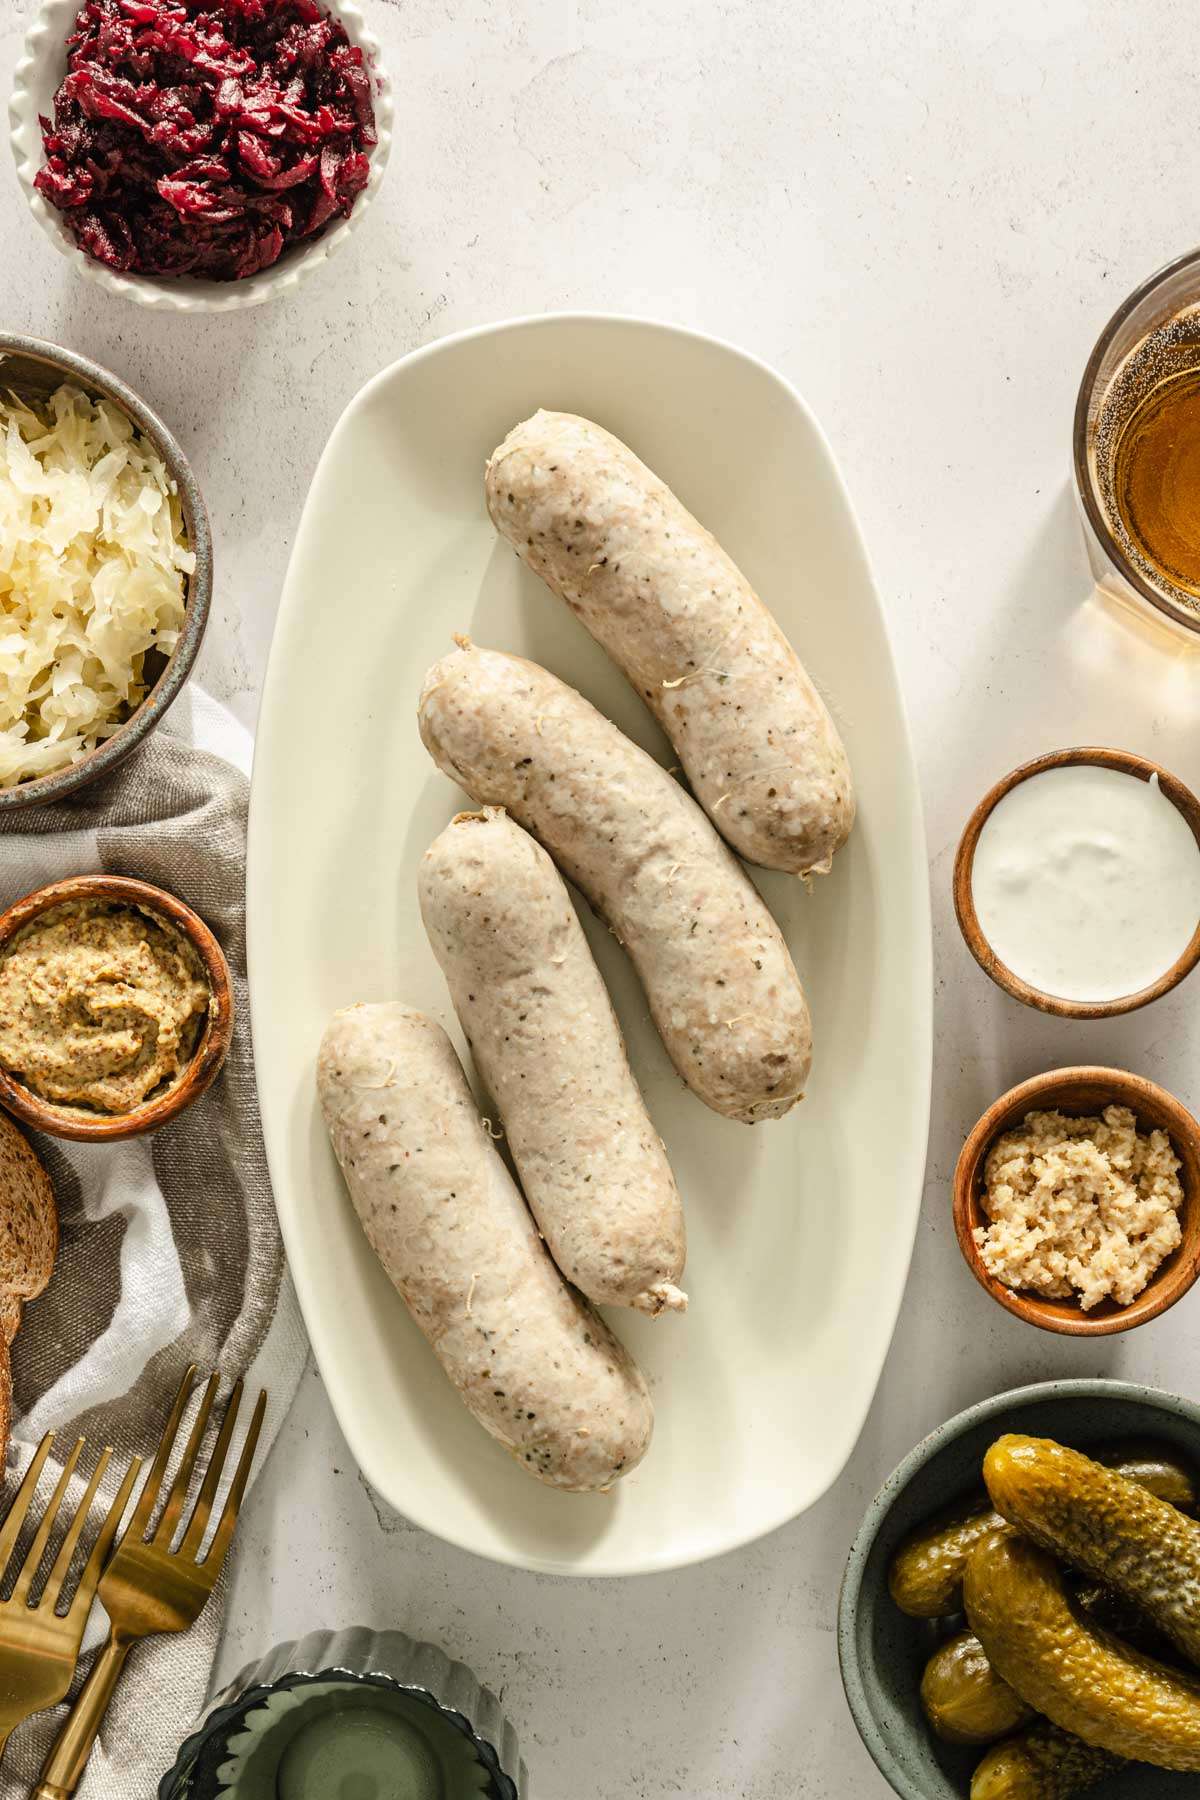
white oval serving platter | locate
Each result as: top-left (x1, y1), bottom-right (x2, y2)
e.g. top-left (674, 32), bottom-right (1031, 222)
top-left (247, 313), bottom-right (932, 1576)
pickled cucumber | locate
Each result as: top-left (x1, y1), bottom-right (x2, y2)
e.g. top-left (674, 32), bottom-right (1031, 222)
top-left (920, 1631), bottom-right (1033, 1744)
top-left (889, 1439), bottom-right (1197, 1618)
top-left (970, 1722), bottom-right (1122, 1800)
top-left (964, 1530), bottom-right (1200, 1769)
top-left (1099, 1440), bottom-right (1197, 1513)
top-left (923, 1606), bottom-right (1174, 1746)
top-left (889, 1493), bottom-right (1003, 1618)
top-left (984, 1435), bottom-right (1200, 1666)
top-left (1073, 1582), bottom-right (1185, 1666)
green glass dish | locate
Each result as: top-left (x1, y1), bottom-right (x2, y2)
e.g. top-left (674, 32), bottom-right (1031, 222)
top-left (159, 1628), bottom-right (526, 1800)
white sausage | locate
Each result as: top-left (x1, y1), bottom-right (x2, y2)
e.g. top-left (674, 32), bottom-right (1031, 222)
top-left (417, 642), bottom-right (812, 1123)
top-left (419, 808), bottom-right (688, 1315)
top-left (485, 409), bottom-right (855, 876)
top-left (317, 1002), bottom-right (653, 1492)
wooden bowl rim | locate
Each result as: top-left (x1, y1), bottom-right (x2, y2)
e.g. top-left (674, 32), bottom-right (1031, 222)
top-left (0, 874), bottom-right (234, 1141)
top-left (953, 745), bottom-right (1200, 1019)
top-left (952, 1064), bottom-right (1200, 1337)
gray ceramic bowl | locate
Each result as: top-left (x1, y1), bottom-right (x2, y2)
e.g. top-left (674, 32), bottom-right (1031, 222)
top-left (838, 1379), bottom-right (1200, 1800)
top-left (0, 334), bottom-right (212, 812)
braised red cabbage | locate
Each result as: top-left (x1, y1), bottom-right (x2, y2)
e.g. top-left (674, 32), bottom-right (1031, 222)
top-left (35, 0), bottom-right (377, 282)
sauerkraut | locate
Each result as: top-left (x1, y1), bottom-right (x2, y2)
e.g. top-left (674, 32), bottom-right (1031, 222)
top-left (0, 383), bottom-right (194, 786)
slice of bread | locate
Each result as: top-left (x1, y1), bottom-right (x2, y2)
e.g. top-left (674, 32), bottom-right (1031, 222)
top-left (0, 1294), bottom-right (21, 1345)
top-left (0, 1111), bottom-right (57, 1301)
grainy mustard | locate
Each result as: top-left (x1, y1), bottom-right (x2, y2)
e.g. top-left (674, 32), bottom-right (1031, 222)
top-left (0, 899), bottom-right (211, 1113)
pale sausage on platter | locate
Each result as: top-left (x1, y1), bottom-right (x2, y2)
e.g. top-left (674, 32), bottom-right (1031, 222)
top-left (417, 641), bottom-right (812, 1123)
top-left (485, 409), bottom-right (855, 876)
top-left (318, 1001), bottom-right (654, 1492)
top-left (419, 808), bottom-right (688, 1315)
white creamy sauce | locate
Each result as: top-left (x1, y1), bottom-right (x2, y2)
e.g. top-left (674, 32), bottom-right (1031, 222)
top-left (972, 763), bottom-right (1200, 1002)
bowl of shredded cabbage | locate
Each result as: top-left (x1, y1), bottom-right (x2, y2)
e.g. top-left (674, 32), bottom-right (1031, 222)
top-left (9, 0), bottom-right (393, 313)
top-left (0, 334), bottom-right (212, 808)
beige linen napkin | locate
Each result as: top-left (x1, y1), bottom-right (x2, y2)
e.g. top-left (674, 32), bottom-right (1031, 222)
top-left (0, 689), bottom-right (306, 1799)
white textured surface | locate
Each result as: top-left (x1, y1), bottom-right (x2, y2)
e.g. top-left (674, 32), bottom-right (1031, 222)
top-left (4, 1), bottom-right (1200, 1794)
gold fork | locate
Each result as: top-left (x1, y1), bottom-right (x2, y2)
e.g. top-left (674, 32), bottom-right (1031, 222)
top-left (33, 1366), bottom-right (267, 1800)
top-left (0, 1434), bottom-right (141, 1763)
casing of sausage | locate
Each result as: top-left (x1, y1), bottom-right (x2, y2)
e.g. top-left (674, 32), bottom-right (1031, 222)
top-left (318, 1001), bottom-right (654, 1492)
top-left (419, 808), bottom-right (688, 1314)
top-left (485, 409), bottom-right (855, 875)
top-left (417, 641), bottom-right (812, 1123)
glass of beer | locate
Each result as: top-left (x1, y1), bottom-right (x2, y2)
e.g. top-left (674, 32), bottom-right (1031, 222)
top-left (1074, 246), bottom-right (1200, 639)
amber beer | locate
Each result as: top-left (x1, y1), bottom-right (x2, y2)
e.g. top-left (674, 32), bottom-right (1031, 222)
top-left (1072, 250), bottom-right (1200, 635)
top-left (1112, 368), bottom-right (1200, 600)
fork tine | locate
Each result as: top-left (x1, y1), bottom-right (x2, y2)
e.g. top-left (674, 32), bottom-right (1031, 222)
top-left (127, 1364), bottom-right (197, 1540)
top-left (152, 1371), bottom-right (219, 1547)
top-left (178, 1378), bottom-right (242, 1561)
top-left (37, 1446), bottom-right (111, 1612)
top-left (201, 1389), bottom-right (266, 1573)
top-left (11, 1438), bottom-right (83, 1605)
top-left (0, 1432), bottom-right (54, 1573)
top-left (64, 1453), bottom-right (142, 1627)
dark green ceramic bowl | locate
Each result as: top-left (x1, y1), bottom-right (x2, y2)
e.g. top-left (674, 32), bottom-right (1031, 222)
top-left (838, 1379), bottom-right (1200, 1800)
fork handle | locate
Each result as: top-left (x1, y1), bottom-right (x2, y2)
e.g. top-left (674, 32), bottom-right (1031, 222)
top-left (31, 1635), bottom-right (133, 1800)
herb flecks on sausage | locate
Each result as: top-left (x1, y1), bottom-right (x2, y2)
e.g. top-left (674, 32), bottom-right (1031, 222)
top-left (486, 410), bottom-right (854, 876)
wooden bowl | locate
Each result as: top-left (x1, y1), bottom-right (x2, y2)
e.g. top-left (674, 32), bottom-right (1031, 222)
top-left (0, 875), bottom-right (234, 1141)
top-left (953, 1066), bottom-right (1200, 1336)
top-left (953, 746), bottom-right (1200, 1019)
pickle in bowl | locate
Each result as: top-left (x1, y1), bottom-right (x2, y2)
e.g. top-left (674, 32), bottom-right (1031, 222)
top-left (969, 1721), bottom-right (1122, 1800)
top-left (920, 1631), bottom-right (1034, 1746)
top-left (888, 1439), bottom-right (1197, 1620)
top-left (984, 1435), bottom-right (1200, 1667)
top-left (964, 1532), bottom-right (1200, 1772)
top-left (839, 1383), bottom-right (1200, 1800)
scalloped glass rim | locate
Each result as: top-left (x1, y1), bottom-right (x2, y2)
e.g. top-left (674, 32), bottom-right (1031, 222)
top-left (8, 0), bottom-right (394, 313)
top-left (160, 1673), bottom-right (519, 1800)
top-left (160, 1628), bottom-right (525, 1799)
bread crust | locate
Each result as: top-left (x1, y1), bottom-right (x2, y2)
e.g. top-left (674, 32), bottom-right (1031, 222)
top-left (0, 1339), bottom-right (12, 1467)
top-left (0, 1110), bottom-right (57, 1300)
top-left (0, 1294), bottom-right (22, 1346)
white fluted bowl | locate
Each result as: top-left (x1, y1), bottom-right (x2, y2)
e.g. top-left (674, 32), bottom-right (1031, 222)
top-left (8, 0), bottom-right (393, 313)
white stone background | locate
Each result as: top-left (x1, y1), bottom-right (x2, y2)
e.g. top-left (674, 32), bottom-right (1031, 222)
top-left (5, 1), bottom-right (1200, 1794)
